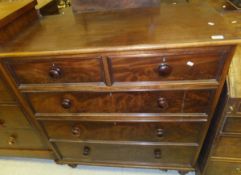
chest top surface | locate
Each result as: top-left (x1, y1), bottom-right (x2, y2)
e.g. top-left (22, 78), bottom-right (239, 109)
top-left (0, 2), bottom-right (241, 56)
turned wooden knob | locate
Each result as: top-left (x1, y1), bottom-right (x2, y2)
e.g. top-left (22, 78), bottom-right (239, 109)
top-left (8, 135), bottom-right (16, 145)
top-left (72, 126), bottom-right (81, 137)
top-left (49, 66), bottom-right (62, 79)
top-left (83, 146), bottom-right (90, 156)
top-left (158, 97), bottom-right (168, 110)
top-left (61, 99), bottom-right (72, 109)
top-left (154, 149), bottom-right (161, 159)
top-left (0, 119), bottom-right (5, 127)
top-left (158, 63), bottom-right (172, 76)
top-left (156, 128), bottom-right (164, 137)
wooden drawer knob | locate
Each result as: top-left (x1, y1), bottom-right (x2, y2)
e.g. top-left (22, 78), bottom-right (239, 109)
top-left (61, 99), bottom-right (72, 109)
top-left (158, 97), bottom-right (168, 110)
top-left (156, 128), bottom-right (164, 137)
top-left (154, 149), bottom-right (161, 159)
top-left (83, 146), bottom-right (90, 156)
top-left (72, 126), bottom-right (81, 137)
top-left (8, 135), bottom-right (16, 145)
top-left (158, 63), bottom-right (172, 76)
top-left (49, 66), bottom-right (62, 79)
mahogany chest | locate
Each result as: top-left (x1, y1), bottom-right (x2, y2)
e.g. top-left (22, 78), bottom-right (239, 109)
top-left (0, 2), bottom-right (240, 174)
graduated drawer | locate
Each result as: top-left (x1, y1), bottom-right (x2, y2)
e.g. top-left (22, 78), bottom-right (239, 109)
top-left (222, 116), bottom-right (241, 134)
top-left (0, 128), bottom-right (48, 149)
top-left (26, 90), bottom-right (212, 114)
top-left (213, 137), bottom-right (241, 159)
top-left (0, 105), bottom-right (31, 129)
top-left (205, 160), bottom-right (241, 175)
top-left (0, 78), bottom-right (15, 103)
top-left (110, 46), bottom-right (231, 82)
top-left (54, 142), bottom-right (197, 165)
top-left (6, 57), bottom-right (104, 84)
top-left (41, 120), bottom-right (205, 143)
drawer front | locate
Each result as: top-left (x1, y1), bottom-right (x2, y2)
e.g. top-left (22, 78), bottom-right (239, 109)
top-left (27, 90), bottom-right (212, 114)
top-left (42, 121), bottom-right (205, 143)
top-left (6, 58), bottom-right (104, 84)
top-left (55, 142), bottom-right (197, 165)
top-left (0, 129), bottom-right (48, 149)
top-left (213, 137), bottom-right (241, 159)
top-left (110, 47), bottom-right (228, 82)
top-left (0, 78), bottom-right (15, 103)
top-left (223, 117), bottom-right (241, 134)
top-left (0, 105), bottom-right (31, 129)
top-left (205, 160), bottom-right (241, 175)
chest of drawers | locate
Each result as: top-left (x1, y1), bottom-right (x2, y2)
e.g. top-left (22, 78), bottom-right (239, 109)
top-left (0, 2), bottom-right (240, 175)
top-left (198, 47), bottom-right (241, 175)
top-left (0, 76), bottom-right (52, 158)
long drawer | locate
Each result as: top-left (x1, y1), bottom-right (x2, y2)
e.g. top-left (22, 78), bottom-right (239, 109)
top-left (41, 120), bottom-right (205, 143)
top-left (0, 128), bottom-right (48, 149)
top-left (54, 141), bottom-right (197, 165)
top-left (26, 90), bottom-right (213, 114)
top-left (213, 136), bottom-right (241, 159)
top-left (0, 105), bottom-right (31, 129)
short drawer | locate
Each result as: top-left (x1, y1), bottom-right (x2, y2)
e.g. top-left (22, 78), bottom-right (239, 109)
top-left (0, 129), bottom-right (48, 149)
top-left (55, 142), bottom-right (197, 165)
top-left (26, 90), bottom-right (212, 114)
top-left (42, 121), bottom-right (205, 143)
top-left (204, 160), bottom-right (241, 175)
top-left (222, 116), bottom-right (241, 134)
top-left (110, 47), bottom-right (230, 82)
top-left (213, 137), bottom-right (241, 159)
top-left (6, 57), bottom-right (104, 84)
top-left (0, 105), bottom-right (31, 129)
top-left (0, 78), bottom-right (15, 103)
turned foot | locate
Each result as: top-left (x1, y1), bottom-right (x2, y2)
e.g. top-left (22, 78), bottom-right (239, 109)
top-left (68, 164), bottom-right (78, 168)
top-left (178, 170), bottom-right (189, 175)
top-left (160, 169), bottom-right (168, 172)
top-left (54, 160), bottom-right (64, 165)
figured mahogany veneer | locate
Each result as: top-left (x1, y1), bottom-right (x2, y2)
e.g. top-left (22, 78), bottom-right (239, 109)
top-left (8, 58), bottom-right (104, 84)
top-left (26, 90), bottom-right (212, 114)
top-left (110, 47), bottom-right (228, 82)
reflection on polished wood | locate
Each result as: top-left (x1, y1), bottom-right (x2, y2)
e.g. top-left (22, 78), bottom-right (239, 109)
top-left (0, 3), bottom-right (240, 56)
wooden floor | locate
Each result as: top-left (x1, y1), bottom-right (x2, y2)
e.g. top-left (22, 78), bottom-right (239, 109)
top-left (0, 157), bottom-right (195, 175)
